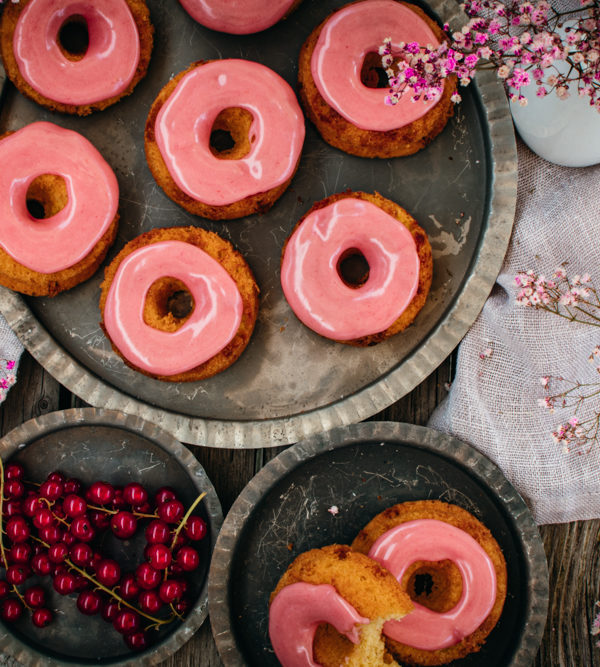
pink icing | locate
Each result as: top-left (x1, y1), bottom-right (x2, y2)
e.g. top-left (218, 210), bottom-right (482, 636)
top-left (268, 582), bottom-right (369, 667)
top-left (13, 0), bottom-right (140, 105)
top-left (311, 0), bottom-right (441, 131)
top-left (0, 121), bottom-right (118, 274)
top-left (368, 519), bottom-right (498, 651)
top-left (102, 240), bottom-right (243, 376)
top-left (179, 0), bottom-right (297, 34)
top-left (154, 59), bottom-right (305, 208)
top-left (280, 197), bottom-right (420, 340)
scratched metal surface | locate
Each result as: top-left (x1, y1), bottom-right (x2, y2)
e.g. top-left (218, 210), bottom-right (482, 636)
top-left (0, 408), bottom-right (223, 666)
top-left (0, 0), bottom-right (517, 447)
top-left (208, 422), bottom-right (549, 666)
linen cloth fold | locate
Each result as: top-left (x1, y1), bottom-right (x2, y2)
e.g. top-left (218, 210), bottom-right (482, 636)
top-left (429, 140), bottom-right (600, 525)
top-left (0, 313), bottom-right (22, 404)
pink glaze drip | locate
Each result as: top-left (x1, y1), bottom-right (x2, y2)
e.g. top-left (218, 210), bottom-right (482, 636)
top-left (269, 582), bottom-right (369, 667)
top-left (154, 59), bottom-right (305, 208)
top-left (13, 0), bottom-right (140, 105)
top-left (179, 0), bottom-right (297, 34)
top-left (368, 519), bottom-right (497, 651)
top-left (311, 0), bottom-right (441, 131)
top-left (0, 121), bottom-right (118, 274)
top-left (280, 197), bottom-right (420, 340)
top-left (103, 240), bottom-right (243, 376)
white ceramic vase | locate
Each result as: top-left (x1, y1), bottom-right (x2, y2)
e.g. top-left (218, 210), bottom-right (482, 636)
top-left (509, 24), bottom-right (600, 167)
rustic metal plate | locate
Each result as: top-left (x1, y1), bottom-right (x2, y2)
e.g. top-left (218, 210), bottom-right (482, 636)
top-left (208, 422), bottom-right (548, 666)
top-left (0, 408), bottom-right (223, 666)
top-left (0, 0), bottom-right (517, 447)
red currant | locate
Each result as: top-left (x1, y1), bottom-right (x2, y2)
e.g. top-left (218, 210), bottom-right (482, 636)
top-left (4, 479), bottom-right (25, 499)
top-left (138, 589), bottom-right (162, 614)
top-left (69, 542), bottom-right (93, 568)
top-left (184, 516), bottom-right (208, 541)
top-left (6, 515), bottom-right (30, 542)
top-left (135, 562), bottom-right (161, 590)
top-left (63, 477), bottom-right (82, 495)
top-left (40, 524), bottom-right (64, 545)
top-left (113, 609), bottom-right (141, 635)
top-left (124, 630), bottom-right (148, 651)
top-left (48, 543), bottom-right (69, 564)
top-left (4, 462), bottom-right (25, 480)
top-left (110, 489), bottom-right (127, 511)
top-left (86, 481), bottom-right (114, 506)
top-left (146, 543), bottom-right (172, 570)
top-left (154, 487), bottom-right (177, 505)
top-left (31, 552), bottom-right (53, 576)
top-left (119, 573), bottom-right (140, 601)
top-left (101, 599), bottom-right (120, 623)
top-left (0, 598), bottom-right (23, 622)
top-left (70, 515), bottom-right (95, 542)
top-left (176, 545), bottom-right (200, 572)
top-left (8, 543), bottom-right (32, 564)
top-left (24, 585), bottom-right (45, 608)
top-left (76, 589), bottom-right (102, 615)
top-left (46, 471), bottom-right (66, 485)
top-left (0, 581), bottom-right (10, 599)
top-left (3, 499), bottom-right (23, 518)
top-left (157, 499), bottom-right (185, 524)
top-left (31, 607), bottom-right (53, 628)
top-left (53, 571), bottom-right (77, 595)
top-left (158, 579), bottom-right (183, 604)
top-left (6, 565), bottom-right (29, 586)
top-left (110, 511), bottom-right (137, 539)
top-left (32, 507), bottom-right (54, 530)
top-left (62, 494), bottom-right (87, 518)
top-left (145, 519), bottom-right (170, 544)
top-left (89, 509), bottom-right (111, 530)
top-left (96, 559), bottom-right (121, 587)
top-left (39, 479), bottom-right (64, 501)
top-left (123, 482), bottom-right (148, 506)
top-left (22, 493), bottom-right (43, 517)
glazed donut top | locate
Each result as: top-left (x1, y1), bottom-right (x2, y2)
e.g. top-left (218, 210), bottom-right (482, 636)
top-left (12, 0), bottom-right (140, 105)
top-left (311, 0), bottom-right (441, 131)
top-left (154, 59), bottom-right (305, 208)
top-left (0, 121), bottom-right (118, 274)
top-left (368, 519), bottom-right (497, 651)
top-left (102, 240), bottom-right (243, 376)
top-left (280, 197), bottom-right (420, 340)
top-left (179, 0), bottom-right (298, 34)
top-left (269, 582), bottom-right (368, 667)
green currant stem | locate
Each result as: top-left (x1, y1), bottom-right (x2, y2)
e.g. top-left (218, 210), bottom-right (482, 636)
top-left (169, 492), bottom-right (207, 552)
top-left (87, 503), bottom-right (158, 520)
top-left (29, 534), bottom-right (175, 628)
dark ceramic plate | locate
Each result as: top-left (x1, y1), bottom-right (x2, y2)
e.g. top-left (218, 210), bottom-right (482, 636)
top-left (208, 422), bottom-right (548, 666)
top-left (0, 408), bottom-right (223, 666)
top-left (0, 0), bottom-right (516, 447)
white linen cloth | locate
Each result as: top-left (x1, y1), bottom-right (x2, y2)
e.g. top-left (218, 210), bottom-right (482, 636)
top-left (429, 140), bottom-right (600, 525)
top-left (0, 315), bottom-right (22, 405)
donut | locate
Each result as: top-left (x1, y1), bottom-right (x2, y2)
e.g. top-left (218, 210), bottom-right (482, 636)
top-left (0, 0), bottom-right (153, 115)
top-left (178, 0), bottom-right (302, 34)
top-left (269, 544), bottom-right (412, 667)
top-left (145, 59), bottom-right (305, 220)
top-left (297, 0), bottom-right (456, 157)
top-left (280, 191), bottom-right (432, 346)
top-left (0, 122), bottom-right (119, 297)
top-left (99, 227), bottom-right (259, 382)
top-left (352, 501), bottom-right (508, 665)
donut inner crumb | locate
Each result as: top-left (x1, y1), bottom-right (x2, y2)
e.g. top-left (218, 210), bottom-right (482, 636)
top-left (360, 52), bottom-right (390, 88)
top-left (144, 277), bottom-right (195, 332)
top-left (26, 174), bottom-right (68, 220)
top-left (209, 107), bottom-right (254, 160)
top-left (58, 15), bottom-right (89, 61)
top-left (403, 560), bottom-right (464, 613)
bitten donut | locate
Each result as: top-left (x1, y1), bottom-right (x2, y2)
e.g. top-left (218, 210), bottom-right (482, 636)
top-left (280, 191), bottom-right (432, 346)
top-left (0, 0), bottom-right (153, 115)
top-left (178, 0), bottom-right (302, 34)
top-left (298, 0), bottom-right (456, 157)
top-left (269, 544), bottom-right (412, 667)
top-left (145, 59), bottom-right (305, 220)
top-left (99, 227), bottom-right (259, 382)
top-left (352, 501), bottom-right (507, 666)
top-left (0, 122), bottom-right (119, 297)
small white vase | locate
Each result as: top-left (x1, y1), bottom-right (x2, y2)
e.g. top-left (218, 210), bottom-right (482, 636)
top-left (509, 22), bottom-right (600, 168)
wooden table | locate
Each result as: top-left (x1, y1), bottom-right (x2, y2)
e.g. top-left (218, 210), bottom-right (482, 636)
top-left (1, 351), bottom-right (598, 666)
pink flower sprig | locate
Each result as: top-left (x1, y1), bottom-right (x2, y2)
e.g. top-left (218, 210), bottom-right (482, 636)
top-left (515, 268), bottom-right (599, 326)
top-left (381, 0), bottom-right (600, 110)
top-left (592, 601), bottom-right (600, 647)
top-left (0, 359), bottom-right (16, 402)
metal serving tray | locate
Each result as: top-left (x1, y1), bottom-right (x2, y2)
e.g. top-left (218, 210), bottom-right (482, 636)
top-left (0, 0), bottom-right (517, 447)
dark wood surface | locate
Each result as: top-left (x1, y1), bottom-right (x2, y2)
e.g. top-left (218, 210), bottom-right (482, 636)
top-left (1, 351), bottom-right (598, 666)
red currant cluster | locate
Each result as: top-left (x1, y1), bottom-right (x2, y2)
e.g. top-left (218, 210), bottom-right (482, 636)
top-left (0, 460), bottom-right (208, 652)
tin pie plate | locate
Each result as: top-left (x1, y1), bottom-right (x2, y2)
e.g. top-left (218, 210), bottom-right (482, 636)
top-left (208, 421), bottom-right (549, 666)
top-left (0, 408), bottom-right (223, 666)
top-left (0, 0), bottom-right (517, 447)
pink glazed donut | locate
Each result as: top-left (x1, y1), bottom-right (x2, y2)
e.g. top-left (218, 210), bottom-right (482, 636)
top-left (178, 0), bottom-right (302, 34)
top-left (0, 0), bottom-right (154, 115)
top-left (0, 121), bottom-right (119, 296)
top-left (280, 191), bottom-right (432, 346)
top-left (145, 59), bottom-right (305, 220)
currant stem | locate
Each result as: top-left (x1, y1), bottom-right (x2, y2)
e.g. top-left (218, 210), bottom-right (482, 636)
top-left (169, 492), bottom-right (207, 552)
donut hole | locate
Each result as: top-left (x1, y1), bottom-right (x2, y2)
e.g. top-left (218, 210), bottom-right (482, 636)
top-left (26, 175), bottom-right (68, 220)
top-left (360, 51), bottom-right (391, 89)
top-left (209, 108), bottom-right (254, 160)
top-left (144, 278), bottom-right (195, 332)
top-left (403, 560), bottom-right (463, 613)
top-left (58, 15), bottom-right (90, 61)
top-left (337, 248), bottom-right (370, 288)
